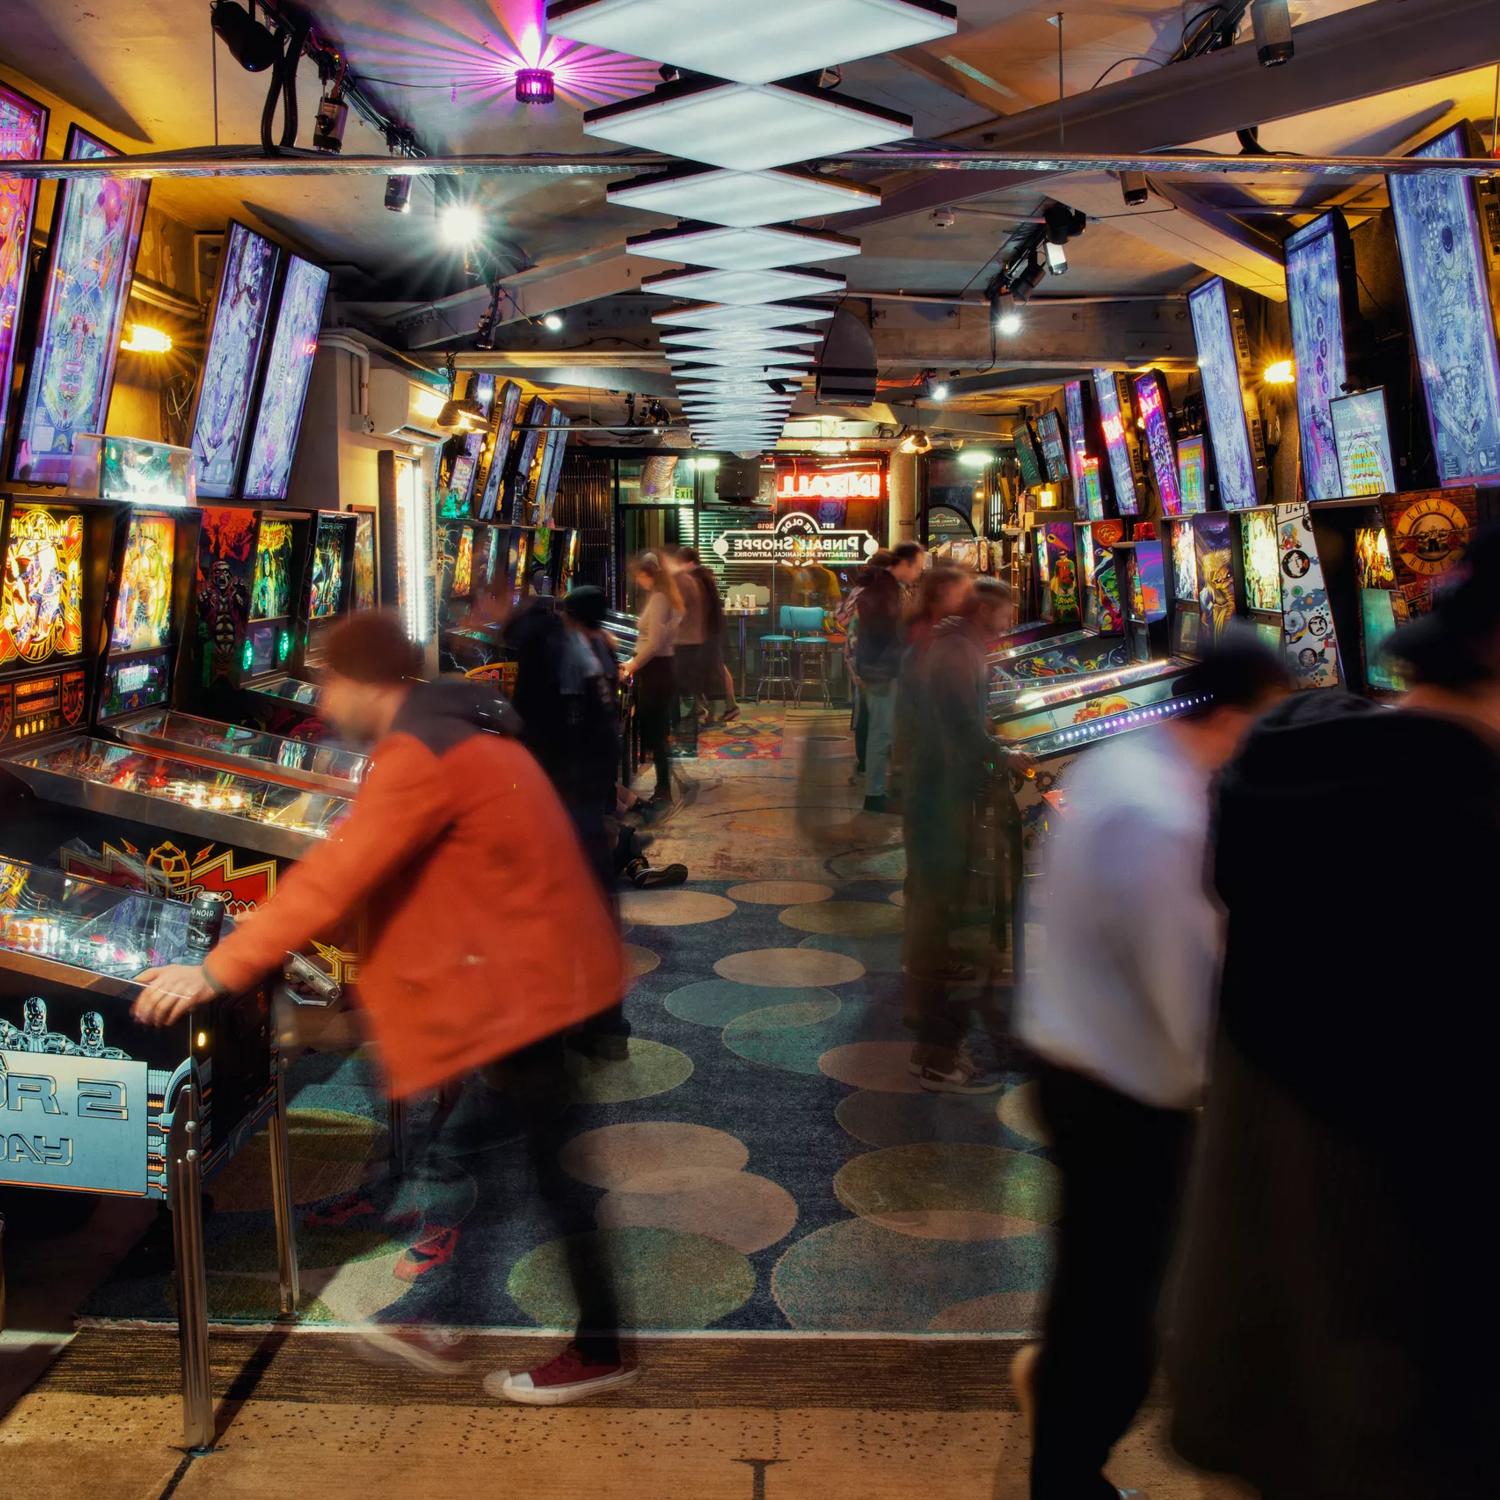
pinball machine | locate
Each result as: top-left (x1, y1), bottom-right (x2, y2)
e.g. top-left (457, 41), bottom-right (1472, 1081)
top-left (0, 493), bottom-right (300, 1445)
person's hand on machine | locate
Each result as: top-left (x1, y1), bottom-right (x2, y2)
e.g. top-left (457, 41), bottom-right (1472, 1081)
top-left (133, 964), bottom-right (218, 1025)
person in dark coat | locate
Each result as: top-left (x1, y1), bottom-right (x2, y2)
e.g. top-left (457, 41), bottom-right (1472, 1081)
top-left (855, 541), bottom-right (924, 813)
top-left (1169, 527), bottom-right (1500, 1499)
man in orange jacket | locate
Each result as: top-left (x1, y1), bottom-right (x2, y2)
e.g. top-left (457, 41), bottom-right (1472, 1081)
top-left (134, 610), bottom-right (634, 1404)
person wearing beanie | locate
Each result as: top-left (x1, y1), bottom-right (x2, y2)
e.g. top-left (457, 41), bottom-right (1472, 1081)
top-left (133, 609), bottom-right (636, 1406)
top-left (1168, 525), bottom-right (1500, 1499)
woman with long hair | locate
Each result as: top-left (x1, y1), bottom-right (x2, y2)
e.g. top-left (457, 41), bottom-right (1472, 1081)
top-left (621, 550), bottom-right (686, 808)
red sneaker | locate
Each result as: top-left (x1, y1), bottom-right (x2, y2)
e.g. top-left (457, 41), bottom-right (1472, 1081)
top-left (483, 1344), bottom-right (639, 1406)
top-left (304, 1189), bottom-right (417, 1231)
top-left (394, 1225), bottom-right (461, 1282)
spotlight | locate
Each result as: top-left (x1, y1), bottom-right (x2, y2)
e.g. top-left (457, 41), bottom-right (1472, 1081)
top-left (997, 307), bottom-right (1022, 335)
top-left (1263, 358), bottom-right (1295, 385)
top-left (542, 312), bottom-right (565, 332)
top-left (437, 396), bottom-right (486, 431)
top-left (1118, 170), bottom-right (1149, 207)
top-left (441, 203), bottom-right (483, 246)
top-left (958, 448), bottom-right (995, 469)
top-left (515, 67), bottom-right (556, 104)
top-left (1251, 0), bottom-right (1295, 67)
top-left (209, 0), bottom-right (280, 73)
top-left (121, 323), bottom-right (172, 354)
top-left (1043, 240), bottom-right (1068, 275)
top-left (992, 288), bottom-right (1022, 335)
top-left (313, 87), bottom-right (348, 153)
top-left (384, 174), bottom-right (413, 213)
top-left (930, 381), bottom-right (950, 402)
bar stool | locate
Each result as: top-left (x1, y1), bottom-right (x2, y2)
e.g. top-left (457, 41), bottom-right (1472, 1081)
top-left (755, 620), bottom-right (795, 702)
top-left (784, 606), bottom-right (833, 708)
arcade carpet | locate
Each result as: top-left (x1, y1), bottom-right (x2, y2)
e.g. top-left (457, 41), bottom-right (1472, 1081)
top-left (80, 709), bottom-right (1053, 1337)
top-left (690, 703), bottom-right (784, 760)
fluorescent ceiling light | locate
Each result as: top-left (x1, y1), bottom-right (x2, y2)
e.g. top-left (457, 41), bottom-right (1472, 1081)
top-left (666, 349), bottom-right (815, 369)
top-left (628, 224), bottom-right (860, 272)
top-left (653, 301), bottom-right (834, 332)
top-left (643, 266), bottom-right (846, 306)
top-left (610, 166), bottom-right (879, 229)
top-left (549, 0), bottom-right (957, 86)
top-left (583, 79), bottom-right (911, 173)
top-left (663, 330), bottom-right (820, 351)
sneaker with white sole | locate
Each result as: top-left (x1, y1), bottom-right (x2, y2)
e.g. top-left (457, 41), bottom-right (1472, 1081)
top-left (484, 1344), bottom-right (639, 1406)
top-left (915, 1050), bottom-right (1003, 1095)
top-left (353, 1325), bottom-right (468, 1375)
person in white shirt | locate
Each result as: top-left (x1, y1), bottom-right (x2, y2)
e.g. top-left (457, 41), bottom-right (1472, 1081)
top-left (1013, 633), bottom-right (1289, 1500)
top-left (620, 551), bottom-right (685, 807)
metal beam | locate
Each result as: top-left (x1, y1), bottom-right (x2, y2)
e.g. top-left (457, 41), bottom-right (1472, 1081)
top-left (834, 0), bottom-right (1500, 229)
top-left (1046, 174), bottom-right (1287, 300)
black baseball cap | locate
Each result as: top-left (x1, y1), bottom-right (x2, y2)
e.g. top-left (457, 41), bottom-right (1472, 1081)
top-left (562, 585), bottom-right (608, 630)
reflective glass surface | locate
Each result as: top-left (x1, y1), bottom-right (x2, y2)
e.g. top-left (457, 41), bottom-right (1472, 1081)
top-left (120, 710), bottom-right (368, 786)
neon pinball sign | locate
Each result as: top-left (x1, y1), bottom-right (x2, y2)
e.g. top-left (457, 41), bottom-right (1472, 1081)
top-left (775, 466), bottom-right (885, 502)
top-left (714, 510), bottom-right (879, 566)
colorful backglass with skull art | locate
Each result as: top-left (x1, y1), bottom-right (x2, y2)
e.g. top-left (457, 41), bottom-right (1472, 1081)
top-left (251, 519), bottom-right (295, 621)
top-left (1, 505), bottom-right (85, 664)
top-left (1194, 514), bottom-right (1236, 648)
top-left (111, 513), bottom-right (175, 653)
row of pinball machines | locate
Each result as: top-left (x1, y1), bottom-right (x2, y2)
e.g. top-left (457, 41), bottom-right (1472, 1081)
top-left (0, 490), bottom-right (325, 1442)
top-left (437, 518), bottom-right (582, 674)
top-left (989, 503), bottom-right (1343, 866)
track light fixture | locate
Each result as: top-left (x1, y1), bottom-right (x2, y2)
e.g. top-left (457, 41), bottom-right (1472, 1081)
top-left (384, 174), bottom-right (413, 213)
top-left (313, 84), bottom-right (348, 153)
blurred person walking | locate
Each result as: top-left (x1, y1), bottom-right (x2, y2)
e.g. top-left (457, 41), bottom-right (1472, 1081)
top-left (855, 541), bottom-right (924, 813)
top-left (1169, 532), bottom-right (1500, 1500)
top-left (678, 547), bottom-right (739, 724)
top-left (838, 550), bottom-right (891, 776)
top-left (1013, 636), bottom-right (1289, 1499)
top-left (620, 551), bottom-right (685, 810)
top-left (901, 576), bottom-right (1014, 1092)
top-left (132, 611), bottom-right (635, 1404)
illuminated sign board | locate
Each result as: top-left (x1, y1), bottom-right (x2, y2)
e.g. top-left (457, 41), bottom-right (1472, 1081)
top-left (713, 509), bottom-right (878, 567)
top-left (1133, 372), bottom-right (1182, 515)
top-left (1092, 370), bottom-right (1139, 515)
top-left (775, 465), bottom-right (885, 502)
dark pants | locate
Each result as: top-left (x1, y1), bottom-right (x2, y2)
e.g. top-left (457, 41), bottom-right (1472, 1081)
top-left (1031, 1063), bottom-right (1195, 1499)
top-left (854, 692), bottom-right (869, 768)
top-left (634, 656), bottom-right (674, 798)
top-left (413, 1036), bottom-right (623, 1361)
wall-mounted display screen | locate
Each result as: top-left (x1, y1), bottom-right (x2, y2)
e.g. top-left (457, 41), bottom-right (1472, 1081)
top-left (1188, 277), bottom-right (1262, 509)
top-left (1, 506), bottom-right (85, 664)
top-left (190, 221), bottom-right (280, 498)
top-left (0, 84), bottom-right (47, 449)
top-left (111, 513), bottom-right (176, 653)
top-left (242, 254), bottom-right (331, 500)
top-left (308, 517), bottom-right (346, 621)
top-left (1036, 410), bottom-right (1069, 484)
top-left (1013, 422), bottom-right (1044, 490)
top-left (476, 382), bottom-right (523, 521)
top-left (11, 127), bottom-right (149, 486)
top-left (1284, 213), bottom-right (1351, 502)
top-left (1133, 371), bottom-right (1181, 515)
top-left (251, 518), bottom-right (295, 621)
top-left (1240, 507), bottom-right (1282, 614)
top-left (1092, 370), bottom-right (1138, 515)
top-left (1331, 388), bottom-right (1397, 496)
top-left (1388, 124), bottom-right (1500, 487)
top-left (1176, 435), bottom-right (1208, 513)
top-left (1063, 380), bottom-right (1096, 516)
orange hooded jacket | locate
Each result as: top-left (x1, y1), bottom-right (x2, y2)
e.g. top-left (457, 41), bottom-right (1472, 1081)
top-left (205, 679), bottom-right (623, 1099)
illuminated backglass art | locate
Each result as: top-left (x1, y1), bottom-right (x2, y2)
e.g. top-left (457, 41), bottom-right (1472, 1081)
top-left (1194, 513), bottom-right (1236, 646)
top-left (453, 527), bottom-right (475, 597)
top-left (1189, 278), bottom-right (1260, 510)
top-left (1331, 389), bottom-right (1396, 497)
top-left (191, 222), bottom-right (280, 498)
top-left (1240, 508), bottom-right (1281, 614)
top-left (1063, 380), bottom-right (1095, 516)
top-left (0, 83), bottom-right (47, 447)
top-left (1388, 126), bottom-right (1500, 487)
top-left (111, 514), bottom-right (175, 652)
top-left (242, 255), bottom-right (331, 500)
top-left (1, 506), bottom-right (85, 664)
top-left (308, 519), bottom-right (346, 621)
top-left (251, 519), bottom-right (295, 621)
top-left (1092, 370), bottom-right (1139, 515)
top-left (1284, 214), bottom-right (1349, 502)
top-left (1169, 520), bottom-right (1198, 604)
top-left (352, 511), bottom-right (376, 610)
top-left (12, 127), bottom-right (149, 486)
